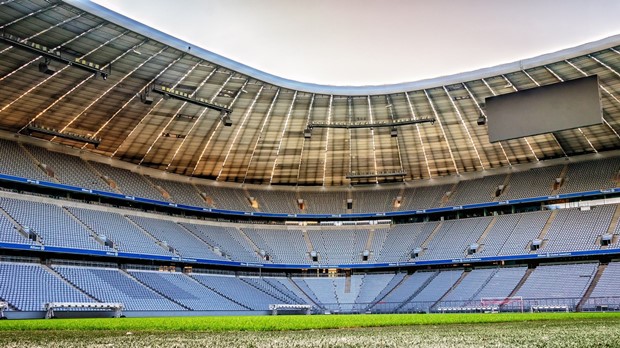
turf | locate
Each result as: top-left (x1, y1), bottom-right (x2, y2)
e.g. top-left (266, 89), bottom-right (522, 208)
top-left (1, 313), bottom-right (619, 347)
top-left (0, 312), bottom-right (618, 331)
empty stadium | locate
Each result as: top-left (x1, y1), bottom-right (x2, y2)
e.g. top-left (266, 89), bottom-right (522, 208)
top-left (1, 1), bottom-right (620, 345)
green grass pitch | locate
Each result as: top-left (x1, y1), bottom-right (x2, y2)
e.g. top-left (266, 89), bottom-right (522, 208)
top-left (1, 312), bottom-right (619, 347)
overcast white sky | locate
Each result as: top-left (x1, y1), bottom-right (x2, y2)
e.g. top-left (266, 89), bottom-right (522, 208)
top-left (93, 0), bottom-right (620, 86)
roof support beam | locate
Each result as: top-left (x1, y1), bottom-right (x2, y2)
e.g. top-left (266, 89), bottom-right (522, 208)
top-left (404, 92), bottom-right (432, 178)
top-left (0, 3), bottom-right (59, 31)
top-left (137, 60), bottom-right (204, 165)
top-left (85, 50), bottom-right (181, 147)
top-left (9, 28), bottom-right (125, 130)
top-left (322, 95), bottom-right (334, 186)
top-left (111, 56), bottom-right (192, 157)
top-left (423, 89), bottom-right (459, 175)
top-left (242, 88), bottom-right (281, 183)
top-left (347, 97), bottom-right (353, 178)
top-left (216, 85), bottom-right (264, 181)
top-left (385, 95), bottom-right (405, 176)
top-left (295, 94), bottom-right (315, 184)
top-left (442, 86), bottom-right (485, 170)
top-left (461, 82), bottom-right (511, 166)
top-left (190, 76), bottom-right (245, 176)
top-left (165, 68), bottom-right (220, 171)
top-left (55, 41), bottom-right (159, 137)
top-left (269, 91), bottom-right (298, 184)
top-left (519, 70), bottom-right (573, 156)
top-left (590, 51), bottom-right (620, 78)
top-left (0, 22), bottom-right (104, 83)
top-left (366, 96), bottom-right (379, 184)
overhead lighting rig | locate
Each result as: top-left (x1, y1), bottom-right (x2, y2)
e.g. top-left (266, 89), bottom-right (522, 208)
top-left (25, 124), bottom-right (101, 148)
top-left (304, 116), bottom-right (435, 138)
top-left (309, 117), bottom-right (435, 129)
top-left (142, 84), bottom-right (234, 126)
top-left (1, 33), bottom-right (110, 80)
top-left (346, 171), bottom-right (407, 179)
top-left (148, 84), bottom-right (233, 114)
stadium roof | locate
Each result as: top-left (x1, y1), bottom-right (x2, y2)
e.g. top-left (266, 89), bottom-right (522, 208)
top-left (0, 0), bottom-right (619, 186)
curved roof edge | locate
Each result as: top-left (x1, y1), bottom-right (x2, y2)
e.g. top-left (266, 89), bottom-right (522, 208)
top-left (66, 0), bottom-right (620, 96)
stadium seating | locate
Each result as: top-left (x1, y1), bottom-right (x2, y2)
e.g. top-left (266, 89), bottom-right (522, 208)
top-left (242, 228), bottom-right (309, 264)
top-left (53, 265), bottom-right (183, 311)
top-left (0, 262), bottom-right (95, 311)
top-left (88, 162), bottom-right (165, 201)
top-left (499, 166), bottom-right (563, 200)
top-left (449, 174), bottom-right (507, 205)
top-left (190, 273), bottom-right (283, 310)
top-left (0, 140), bottom-right (619, 216)
top-left (179, 223), bottom-right (260, 262)
top-left (307, 229), bottom-right (369, 264)
top-left (148, 177), bottom-right (209, 208)
top-left (128, 270), bottom-right (245, 310)
top-left (0, 139), bottom-right (50, 182)
top-left (0, 197), bottom-right (109, 251)
top-left (375, 222), bottom-right (439, 262)
top-left (66, 207), bottom-right (172, 256)
top-left (23, 145), bottom-right (109, 191)
top-left (542, 206), bottom-right (615, 253)
top-left (586, 262), bottom-right (620, 309)
top-left (515, 263), bottom-right (597, 310)
top-left (419, 217), bottom-right (491, 260)
top-left (126, 215), bottom-right (226, 260)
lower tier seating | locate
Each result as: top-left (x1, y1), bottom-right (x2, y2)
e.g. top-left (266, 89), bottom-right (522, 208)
top-left (0, 261), bottom-right (617, 314)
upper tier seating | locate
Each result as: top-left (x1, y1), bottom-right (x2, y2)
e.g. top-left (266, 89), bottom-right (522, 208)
top-left (301, 191), bottom-right (347, 214)
top-left (23, 145), bottom-right (109, 191)
top-left (88, 162), bottom-right (166, 201)
top-left (248, 189), bottom-right (300, 214)
top-left (0, 139), bottom-right (49, 181)
top-left (0, 140), bottom-right (619, 215)
top-left (558, 157), bottom-right (620, 194)
top-left (352, 188), bottom-right (400, 213)
top-left (196, 185), bottom-right (251, 211)
top-left (499, 166), bottom-right (562, 200)
top-left (449, 174), bottom-right (507, 205)
top-left (399, 184), bottom-right (451, 211)
top-left (148, 178), bottom-right (209, 208)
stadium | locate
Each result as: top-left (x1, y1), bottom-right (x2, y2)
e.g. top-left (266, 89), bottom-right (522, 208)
top-left (1, 0), bottom-right (620, 346)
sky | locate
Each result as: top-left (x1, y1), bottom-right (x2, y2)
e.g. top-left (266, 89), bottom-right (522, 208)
top-left (92, 0), bottom-right (620, 86)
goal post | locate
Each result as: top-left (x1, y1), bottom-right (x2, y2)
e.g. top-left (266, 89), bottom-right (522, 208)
top-left (480, 296), bottom-right (524, 313)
